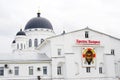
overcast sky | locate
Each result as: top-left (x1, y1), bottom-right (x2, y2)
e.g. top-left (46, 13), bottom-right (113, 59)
top-left (0, 0), bottom-right (120, 53)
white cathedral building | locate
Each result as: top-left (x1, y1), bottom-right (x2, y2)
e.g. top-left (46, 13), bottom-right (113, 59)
top-left (0, 12), bottom-right (120, 80)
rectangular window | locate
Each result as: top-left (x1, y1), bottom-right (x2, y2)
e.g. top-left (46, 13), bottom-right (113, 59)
top-left (111, 49), bottom-right (115, 55)
top-left (57, 66), bottom-right (61, 75)
top-left (99, 67), bottom-right (102, 74)
top-left (14, 67), bottom-right (19, 75)
top-left (86, 67), bottom-right (90, 73)
top-left (0, 67), bottom-right (4, 76)
top-left (43, 66), bottom-right (47, 75)
top-left (58, 49), bottom-right (61, 55)
top-left (29, 66), bottom-right (33, 75)
top-left (85, 31), bottom-right (89, 38)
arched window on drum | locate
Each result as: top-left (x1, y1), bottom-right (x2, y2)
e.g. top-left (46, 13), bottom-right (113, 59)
top-left (41, 38), bottom-right (44, 44)
top-left (17, 44), bottom-right (19, 49)
top-left (34, 38), bottom-right (38, 47)
top-left (21, 43), bottom-right (23, 50)
top-left (29, 39), bottom-right (32, 47)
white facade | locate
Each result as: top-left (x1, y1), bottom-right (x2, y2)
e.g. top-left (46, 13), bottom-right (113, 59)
top-left (0, 12), bottom-right (120, 80)
top-left (37, 28), bottom-right (120, 80)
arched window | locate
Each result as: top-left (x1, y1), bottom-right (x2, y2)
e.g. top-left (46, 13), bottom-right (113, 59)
top-left (29, 39), bottom-right (32, 47)
top-left (24, 44), bottom-right (25, 49)
top-left (34, 38), bottom-right (38, 47)
top-left (85, 31), bottom-right (89, 38)
top-left (21, 43), bottom-right (23, 50)
top-left (41, 38), bottom-right (44, 44)
top-left (17, 44), bottom-right (19, 49)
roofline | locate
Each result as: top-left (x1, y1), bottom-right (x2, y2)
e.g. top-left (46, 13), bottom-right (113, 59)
top-left (47, 27), bottom-right (120, 41)
top-left (36, 39), bottom-right (49, 50)
top-left (0, 60), bottom-right (51, 64)
top-left (37, 27), bottom-right (120, 50)
top-left (86, 28), bottom-right (120, 41)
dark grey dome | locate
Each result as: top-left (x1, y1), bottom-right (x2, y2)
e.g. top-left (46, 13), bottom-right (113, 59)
top-left (24, 12), bottom-right (53, 30)
top-left (16, 29), bottom-right (26, 36)
top-left (12, 40), bottom-right (16, 43)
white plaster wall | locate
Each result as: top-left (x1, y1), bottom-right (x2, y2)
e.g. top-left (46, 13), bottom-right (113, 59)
top-left (0, 62), bottom-right (51, 79)
top-left (12, 28), bottom-right (55, 52)
top-left (10, 28), bottom-right (120, 80)
top-left (104, 55), bottom-right (115, 77)
top-left (38, 42), bottom-right (52, 58)
top-left (51, 57), bottom-right (65, 78)
top-left (25, 29), bottom-right (55, 46)
top-left (15, 36), bottom-right (27, 50)
top-left (47, 28), bottom-right (120, 79)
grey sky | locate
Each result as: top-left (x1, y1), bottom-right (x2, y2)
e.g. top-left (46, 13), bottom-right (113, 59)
top-left (0, 0), bottom-right (120, 53)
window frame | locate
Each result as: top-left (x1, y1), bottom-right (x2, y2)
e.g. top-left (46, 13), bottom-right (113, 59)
top-left (29, 39), bottom-right (32, 47)
top-left (43, 66), bottom-right (47, 75)
top-left (0, 67), bottom-right (4, 76)
top-left (111, 49), bottom-right (115, 55)
top-left (85, 31), bottom-right (89, 38)
top-left (14, 66), bottom-right (19, 75)
top-left (57, 66), bottom-right (62, 75)
top-left (34, 38), bottom-right (38, 47)
top-left (29, 66), bottom-right (33, 75)
top-left (41, 38), bottom-right (44, 44)
top-left (99, 67), bottom-right (102, 74)
top-left (21, 43), bottom-right (23, 50)
top-left (17, 44), bottom-right (19, 49)
top-left (86, 67), bottom-right (90, 73)
top-left (58, 49), bottom-right (62, 55)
